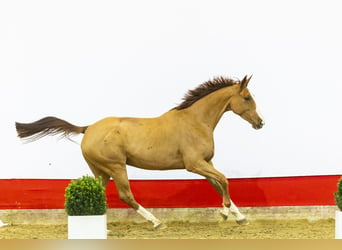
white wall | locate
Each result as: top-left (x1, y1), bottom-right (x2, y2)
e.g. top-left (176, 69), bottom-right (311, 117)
top-left (1, 0), bottom-right (342, 179)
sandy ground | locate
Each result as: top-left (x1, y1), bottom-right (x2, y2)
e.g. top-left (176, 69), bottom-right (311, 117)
top-left (0, 219), bottom-right (335, 239)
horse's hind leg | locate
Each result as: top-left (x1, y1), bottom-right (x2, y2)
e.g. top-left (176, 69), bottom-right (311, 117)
top-left (84, 158), bottom-right (110, 187)
top-left (107, 163), bottom-right (163, 228)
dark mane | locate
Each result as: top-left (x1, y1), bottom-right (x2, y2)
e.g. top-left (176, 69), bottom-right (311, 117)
top-left (173, 76), bottom-right (239, 110)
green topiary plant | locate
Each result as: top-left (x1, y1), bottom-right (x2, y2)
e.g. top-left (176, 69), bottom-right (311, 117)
top-left (65, 175), bottom-right (107, 216)
top-left (335, 177), bottom-right (342, 211)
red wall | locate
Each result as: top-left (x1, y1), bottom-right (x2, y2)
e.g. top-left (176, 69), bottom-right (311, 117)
top-left (0, 175), bottom-right (340, 209)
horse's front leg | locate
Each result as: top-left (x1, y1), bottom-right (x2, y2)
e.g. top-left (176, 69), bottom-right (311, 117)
top-left (201, 162), bottom-right (248, 225)
top-left (207, 177), bottom-right (248, 225)
top-left (221, 199), bottom-right (248, 225)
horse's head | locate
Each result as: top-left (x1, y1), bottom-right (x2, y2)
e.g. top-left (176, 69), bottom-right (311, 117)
top-left (229, 75), bottom-right (264, 129)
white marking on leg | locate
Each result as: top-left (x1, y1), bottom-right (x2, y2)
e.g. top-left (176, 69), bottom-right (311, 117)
top-left (221, 205), bottom-right (229, 218)
top-left (229, 200), bottom-right (246, 221)
top-left (136, 204), bottom-right (162, 228)
top-left (0, 219), bottom-right (8, 227)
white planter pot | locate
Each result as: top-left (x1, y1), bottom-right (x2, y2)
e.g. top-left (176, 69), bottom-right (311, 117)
top-left (336, 210), bottom-right (342, 239)
top-left (68, 214), bottom-right (107, 239)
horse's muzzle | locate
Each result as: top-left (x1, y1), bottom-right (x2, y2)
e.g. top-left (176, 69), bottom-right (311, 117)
top-left (253, 120), bottom-right (265, 129)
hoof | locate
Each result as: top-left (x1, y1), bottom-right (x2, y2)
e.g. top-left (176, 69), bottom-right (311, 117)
top-left (154, 222), bottom-right (167, 230)
top-left (236, 218), bottom-right (249, 226)
top-left (220, 212), bottom-right (228, 221)
top-left (0, 220), bottom-right (8, 227)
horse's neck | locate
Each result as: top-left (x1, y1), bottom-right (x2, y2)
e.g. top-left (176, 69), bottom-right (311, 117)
top-left (185, 86), bottom-right (236, 129)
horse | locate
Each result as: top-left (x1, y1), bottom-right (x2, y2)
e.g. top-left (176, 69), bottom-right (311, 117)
top-left (15, 75), bottom-right (264, 228)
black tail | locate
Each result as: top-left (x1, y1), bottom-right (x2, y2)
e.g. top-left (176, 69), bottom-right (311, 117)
top-left (15, 116), bottom-right (88, 142)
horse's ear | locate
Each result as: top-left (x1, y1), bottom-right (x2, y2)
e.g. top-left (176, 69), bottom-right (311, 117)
top-left (240, 75), bottom-right (252, 90)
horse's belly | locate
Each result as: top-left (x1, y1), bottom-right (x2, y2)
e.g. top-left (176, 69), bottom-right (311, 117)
top-left (126, 152), bottom-right (185, 170)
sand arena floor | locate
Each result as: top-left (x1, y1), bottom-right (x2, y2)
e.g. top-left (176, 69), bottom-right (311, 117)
top-left (0, 219), bottom-right (335, 239)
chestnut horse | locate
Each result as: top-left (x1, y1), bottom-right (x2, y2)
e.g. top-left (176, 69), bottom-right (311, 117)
top-left (16, 75), bottom-right (264, 228)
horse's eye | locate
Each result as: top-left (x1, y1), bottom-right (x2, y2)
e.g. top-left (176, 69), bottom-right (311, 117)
top-left (244, 96), bottom-right (251, 101)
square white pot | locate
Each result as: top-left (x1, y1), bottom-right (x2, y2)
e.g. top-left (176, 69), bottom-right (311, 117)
top-left (336, 210), bottom-right (342, 239)
top-left (68, 214), bottom-right (107, 239)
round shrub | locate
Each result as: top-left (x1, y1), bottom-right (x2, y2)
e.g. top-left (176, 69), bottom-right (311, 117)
top-left (65, 176), bottom-right (107, 216)
top-left (335, 177), bottom-right (342, 211)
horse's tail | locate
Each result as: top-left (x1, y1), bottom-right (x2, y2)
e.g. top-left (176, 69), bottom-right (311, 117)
top-left (15, 116), bottom-right (88, 142)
